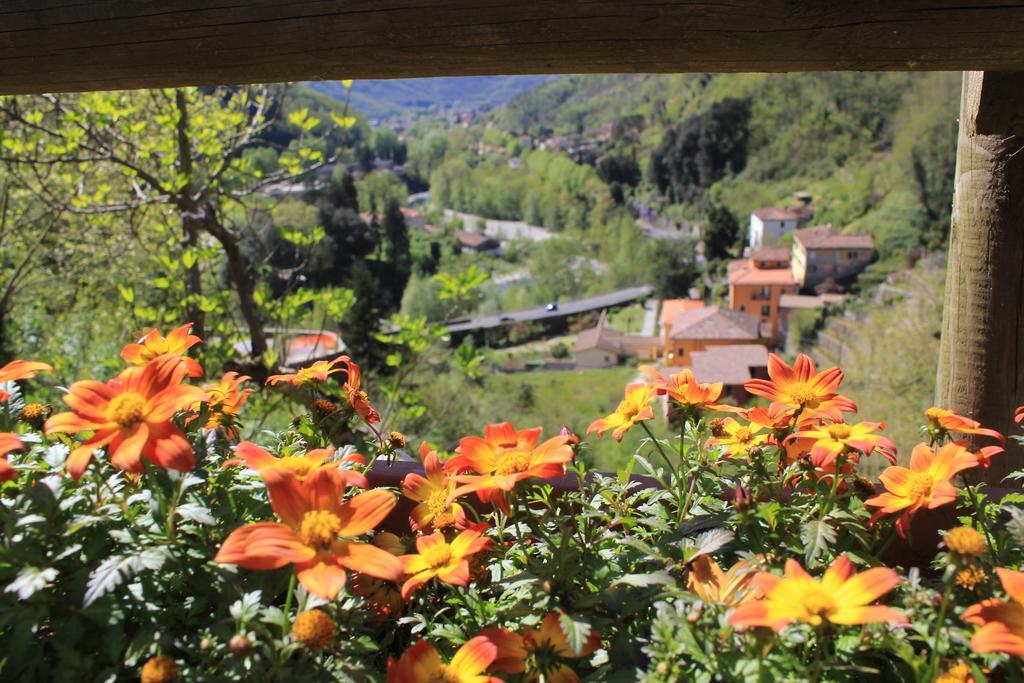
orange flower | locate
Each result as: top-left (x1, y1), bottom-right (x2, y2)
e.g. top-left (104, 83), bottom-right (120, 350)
top-left (350, 532), bottom-right (407, 620)
top-left (963, 567), bottom-right (1024, 656)
top-left (387, 636), bottom-right (502, 683)
top-left (744, 353), bottom-right (856, 418)
top-left (399, 524), bottom-right (492, 599)
top-left (925, 407), bottom-right (1004, 443)
top-left (484, 611), bottom-right (601, 683)
top-left (189, 371), bottom-right (251, 436)
top-left (791, 421), bottom-right (896, 468)
top-left (44, 355), bottom-right (208, 479)
top-left (730, 555), bottom-right (905, 631)
top-left (266, 356), bottom-right (346, 387)
top-left (338, 357), bottom-right (380, 425)
top-left (639, 366), bottom-right (740, 413)
top-left (215, 469), bottom-right (403, 600)
top-left (707, 417), bottom-right (770, 458)
top-left (1015, 405), bottom-right (1024, 425)
top-left (0, 359), bottom-right (53, 403)
top-left (120, 323), bottom-right (203, 378)
top-left (969, 444), bottom-right (1005, 469)
top-left (222, 442), bottom-right (368, 512)
top-left (743, 402), bottom-right (799, 431)
top-left (687, 555), bottom-right (758, 607)
top-left (402, 443), bottom-right (467, 532)
top-left (0, 433), bottom-right (25, 483)
top-left (865, 442), bottom-right (978, 537)
top-left (587, 383), bottom-right (655, 442)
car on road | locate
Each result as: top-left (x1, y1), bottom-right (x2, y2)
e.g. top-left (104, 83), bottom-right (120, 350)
top-left (544, 302), bottom-right (558, 312)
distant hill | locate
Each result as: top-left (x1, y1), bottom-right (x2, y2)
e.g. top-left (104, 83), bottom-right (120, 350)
top-left (310, 76), bottom-right (554, 119)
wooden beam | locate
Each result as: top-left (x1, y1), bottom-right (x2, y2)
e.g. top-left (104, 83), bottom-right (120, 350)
top-left (1, 2), bottom-right (1024, 94)
top-left (937, 71), bottom-right (1024, 482)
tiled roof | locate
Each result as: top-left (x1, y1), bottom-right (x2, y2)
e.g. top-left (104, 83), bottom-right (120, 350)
top-left (690, 344), bottom-right (770, 385)
top-left (660, 298), bottom-right (705, 330)
top-left (574, 325), bottom-right (624, 353)
top-left (750, 247), bottom-right (791, 263)
top-left (728, 259), bottom-right (796, 285)
top-left (456, 230), bottom-right (498, 249)
top-left (794, 225), bottom-right (874, 250)
top-left (668, 306), bottom-right (762, 341)
top-left (752, 207), bottom-right (803, 221)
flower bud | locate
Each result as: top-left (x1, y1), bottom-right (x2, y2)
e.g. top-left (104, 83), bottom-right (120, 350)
top-left (228, 634), bottom-right (252, 658)
top-left (140, 655), bottom-right (177, 683)
top-left (291, 610), bottom-right (335, 651)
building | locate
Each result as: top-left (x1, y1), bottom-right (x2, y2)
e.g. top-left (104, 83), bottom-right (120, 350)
top-left (663, 306), bottom-right (766, 366)
top-left (777, 293), bottom-right (845, 349)
top-left (455, 230), bottom-right (500, 254)
top-left (748, 206), bottom-right (813, 249)
top-left (689, 344), bottom-right (770, 404)
top-left (574, 312), bottom-right (661, 368)
top-left (659, 298), bottom-right (705, 352)
top-left (727, 250), bottom-right (798, 345)
top-left (791, 225), bottom-right (874, 288)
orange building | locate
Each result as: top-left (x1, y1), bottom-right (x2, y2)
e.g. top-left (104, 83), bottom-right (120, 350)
top-left (662, 306), bottom-right (766, 366)
top-left (659, 298), bottom-right (705, 354)
top-left (728, 249), bottom-right (798, 345)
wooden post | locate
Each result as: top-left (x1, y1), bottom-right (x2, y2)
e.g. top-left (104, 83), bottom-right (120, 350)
top-left (937, 71), bottom-right (1024, 482)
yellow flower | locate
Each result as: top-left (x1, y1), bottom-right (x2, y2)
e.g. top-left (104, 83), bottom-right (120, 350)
top-left (291, 610), bottom-right (335, 650)
top-left (935, 661), bottom-right (976, 683)
top-left (588, 383), bottom-right (655, 442)
top-left (687, 555), bottom-right (758, 607)
top-left (956, 566), bottom-right (987, 590)
top-left (945, 526), bottom-right (987, 559)
top-left (706, 417), bottom-right (770, 458)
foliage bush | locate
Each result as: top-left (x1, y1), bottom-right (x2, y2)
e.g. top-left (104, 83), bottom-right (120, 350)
top-left (2, 328), bottom-right (1024, 682)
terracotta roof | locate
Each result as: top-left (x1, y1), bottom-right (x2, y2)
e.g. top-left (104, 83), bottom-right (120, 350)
top-left (779, 293), bottom-right (845, 310)
top-left (690, 344), bottom-right (770, 386)
top-left (752, 207), bottom-right (804, 221)
top-left (574, 325), bottom-right (624, 354)
top-left (794, 225), bottom-right (874, 250)
top-left (456, 230), bottom-right (499, 249)
top-left (750, 247), bottom-right (791, 263)
top-left (728, 259), bottom-right (796, 285)
top-left (660, 298), bottom-right (705, 330)
top-left (668, 306), bottom-right (762, 341)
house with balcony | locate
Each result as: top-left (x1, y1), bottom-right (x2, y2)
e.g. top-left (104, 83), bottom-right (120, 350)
top-left (727, 249), bottom-right (799, 345)
top-left (791, 225), bottom-right (874, 288)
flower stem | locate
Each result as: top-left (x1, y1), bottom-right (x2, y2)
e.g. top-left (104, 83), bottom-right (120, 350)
top-left (925, 576), bottom-right (955, 680)
top-left (282, 572), bottom-right (297, 637)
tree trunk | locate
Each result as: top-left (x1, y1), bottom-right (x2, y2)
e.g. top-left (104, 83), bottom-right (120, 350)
top-left (174, 88), bottom-right (206, 339)
top-left (937, 71), bottom-right (1024, 483)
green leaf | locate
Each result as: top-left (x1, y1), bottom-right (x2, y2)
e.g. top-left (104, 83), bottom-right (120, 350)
top-left (610, 571), bottom-right (675, 588)
top-left (558, 613), bottom-right (593, 657)
top-left (117, 284), bottom-right (134, 304)
top-left (801, 519), bottom-right (836, 565)
top-left (5, 566), bottom-right (59, 600)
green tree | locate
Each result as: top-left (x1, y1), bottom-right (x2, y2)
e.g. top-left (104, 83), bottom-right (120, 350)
top-left (645, 239), bottom-right (699, 299)
top-left (702, 202), bottom-right (740, 261)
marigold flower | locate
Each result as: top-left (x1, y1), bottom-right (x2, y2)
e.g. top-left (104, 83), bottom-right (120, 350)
top-left (925, 407), bottom-right (1004, 443)
top-left (935, 662), bottom-right (976, 683)
top-left (0, 433), bottom-right (25, 483)
top-left (730, 555), bottom-right (905, 631)
top-left (945, 526), bottom-right (987, 559)
top-left (706, 417), bottom-right (770, 458)
top-left (865, 442), bottom-right (978, 537)
top-left (387, 636), bottom-right (502, 683)
top-left (121, 324), bottom-right (203, 378)
top-left (451, 436), bottom-right (574, 512)
top-left (744, 353), bottom-right (856, 418)
top-left (190, 372), bottom-right (250, 436)
top-left (963, 567), bottom-right (1024, 655)
top-left (956, 566), bottom-right (987, 590)
top-left (483, 611), bottom-right (601, 683)
top-left (214, 469), bottom-right (403, 600)
top-left (266, 356), bottom-right (346, 387)
top-left (587, 383), bottom-right (655, 442)
top-left (403, 443), bottom-right (467, 532)
top-left (0, 359), bottom-right (53, 403)
top-left (639, 366), bottom-right (740, 413)
top-left (140, 655), bottom-right (177, 683)
top-left (19, 402), bottom-right (50, 429)
top-left (45, 355), bottom-right (208, 479)
top-left (687, 555), bottom-right (758, 607)
top-left (792, 420), bottom-right (896, 468)
top-left (399, 524), bottom-right (492, 599)
top-left (222, 441), bottom-right (368, 492)
top-left (291, 609), bottom-right (335, 650)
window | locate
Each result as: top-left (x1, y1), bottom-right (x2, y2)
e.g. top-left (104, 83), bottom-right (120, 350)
top-left (760, 286), bottom-right (769, 297)
top-left (761, 304), bottom-right (770, 316)
top-left (847, 250), bottom-right (859, 259)
top-left (739, 305), bottom-right (746, 312)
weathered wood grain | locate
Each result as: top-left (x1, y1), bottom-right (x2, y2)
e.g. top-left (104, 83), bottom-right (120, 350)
top-left (937, 71), bottom-right (1024, 482)
top-left (1, 2), bottom-right (1024, 93)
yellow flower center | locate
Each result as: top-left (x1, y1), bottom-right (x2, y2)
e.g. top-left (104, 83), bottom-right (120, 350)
top-left (826, 423), bottom-right (852, 440)
top-left (277, 456), bottom-right (318, 479)
top-left (800, 588), bottom-right (836, 625)
top-left (429, 665), bottom-right (461, 683)
top-left (290, 609), bottom-right (336, 650)
top-left (107, 391), bottom-right (147, 428)
top-left (925, 407), bottom-right (945, 427)
top-left (494, 450), bottom-right (533, 476)
top-left (421, 542), bottom-right (454, 569)
top-left (295, 367), bottom-right (319, 383)
top-left (426, 487), bottom-right (455, 528)
top-left (907, 472), bottom-right (934, 501)
top-left (783, 382), bottom-right (820, 407)
top-left (935, 661), bottom-right (975, 683)
top-left (732, 427), bottom-right (755, 444)
top-left (945, 526), bottom-right (987, 558)
top-left (298, 510), bottom-right (343, 549)
top-left (955, 566), bottom-right (987, 590)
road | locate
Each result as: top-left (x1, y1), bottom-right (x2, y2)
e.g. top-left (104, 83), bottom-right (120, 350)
top-left (445, 285), bottom-right (654, 333)
top-left (444, 209), bottom-right (553, 243)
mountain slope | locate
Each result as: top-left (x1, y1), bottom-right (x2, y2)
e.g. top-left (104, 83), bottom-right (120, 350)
top-left (310, 76), bottom-right (554, 118)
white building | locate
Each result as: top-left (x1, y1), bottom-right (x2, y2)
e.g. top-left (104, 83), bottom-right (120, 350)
top-left (748, 207), bottom-right (809, 249)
